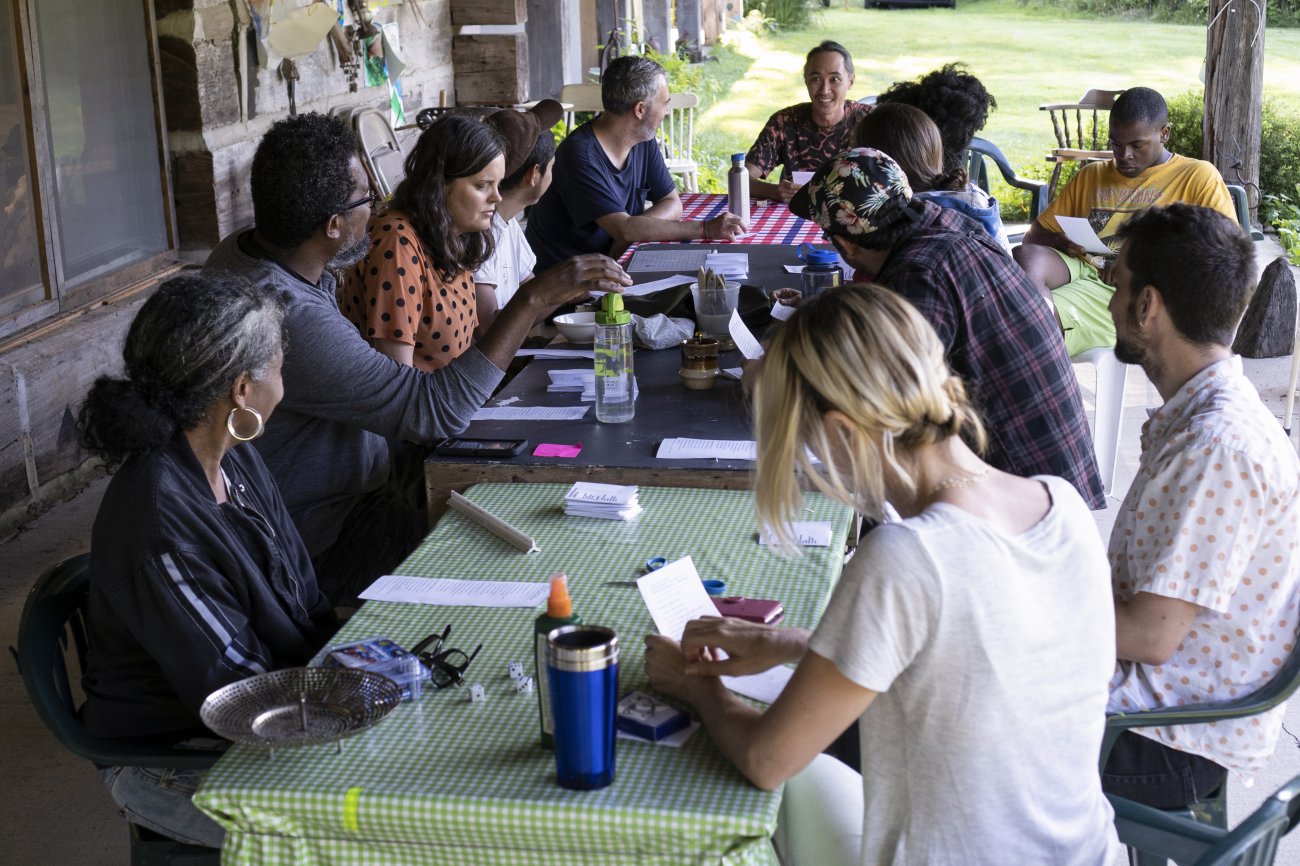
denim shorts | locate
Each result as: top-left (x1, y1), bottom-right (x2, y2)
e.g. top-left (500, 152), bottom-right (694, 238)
top-left (1102, 730), bottom-right (1228, 810)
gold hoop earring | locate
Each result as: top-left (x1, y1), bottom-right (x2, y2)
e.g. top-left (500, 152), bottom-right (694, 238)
top-left (226, 406), bottom-right (265, 442)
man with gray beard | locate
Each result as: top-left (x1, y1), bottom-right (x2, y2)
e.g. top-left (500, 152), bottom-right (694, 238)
top-left (206, 113), bottom-right (626, 605)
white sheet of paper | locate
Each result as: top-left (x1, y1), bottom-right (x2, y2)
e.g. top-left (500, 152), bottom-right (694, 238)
top-left (360, 575), bottom-right (549, 607)
top-left (1056, 216), bottom-right (1114, 255)
top-left (728, 309), bottom-right (764, 360)
top-left (628, 250), bottom-right (709, 272)
top-left (637, 556), bottom-right (792, 705)
top-left (471, 406), bottom-right (590, 421)
top-left (759, 521), bottom-right (833, 547)
top-left (590, 274), bottom-right (695, 298)
top-left (791, 171), bottom-right (815, 185)
top-left (783, 265), bottom-right (805, 274)
top-left (721, 367), bottom-right (744, 381)
top-left (657, 437), bottom-right (756, 461)
top-left (770, 300), bottom-right (797, 321)
top-left (515, 348), bottom-right (596, 359)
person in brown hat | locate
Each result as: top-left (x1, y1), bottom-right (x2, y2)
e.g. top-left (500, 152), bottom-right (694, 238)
top-left (788, 147), bottom-right (1106, 511)
top-left (475, 100), bottom-right (564, 330)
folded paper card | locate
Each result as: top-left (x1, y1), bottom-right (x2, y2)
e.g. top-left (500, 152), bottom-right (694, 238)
top-left (471, 406), bottom-right (590, 421)
top-left (759, 521), bottom-right (833, 547)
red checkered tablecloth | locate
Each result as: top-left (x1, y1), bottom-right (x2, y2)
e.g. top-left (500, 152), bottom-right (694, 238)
top-left (619, 193), bottom-right (822, 264)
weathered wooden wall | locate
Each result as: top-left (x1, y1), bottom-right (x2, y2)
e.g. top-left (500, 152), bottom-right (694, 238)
top-left (159, 0), bottom-right (456, 252)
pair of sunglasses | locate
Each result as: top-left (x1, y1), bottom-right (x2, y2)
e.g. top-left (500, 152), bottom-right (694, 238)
top-left (410, 625), bottom-right (482, 689)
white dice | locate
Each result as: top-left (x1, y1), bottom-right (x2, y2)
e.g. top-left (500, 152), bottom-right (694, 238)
top-left (468, 683), bottom-right (486, 703)
top-left (507, 661), bottom-right (525, 680)
top-left (513, 675), bottom-right (534, 695)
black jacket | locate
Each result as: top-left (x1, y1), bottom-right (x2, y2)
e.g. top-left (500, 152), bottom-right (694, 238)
top-left (81, 434), bottom-right (337, 743)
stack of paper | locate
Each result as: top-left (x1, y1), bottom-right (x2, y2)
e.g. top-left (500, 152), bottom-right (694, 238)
top-left (564, 482), bottom-right (643, 521)
top-left (704, 252), bottom-right (748, 280)
top-left (547, 369), bottom-right (638, 402)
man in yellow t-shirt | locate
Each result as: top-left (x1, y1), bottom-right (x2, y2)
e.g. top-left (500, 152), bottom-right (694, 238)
top-left (1014, 87), bottom-right (1235, 356)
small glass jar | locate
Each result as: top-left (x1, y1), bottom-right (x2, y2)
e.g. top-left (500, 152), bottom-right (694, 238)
top-left (679, 333), bottom-right (719, 390)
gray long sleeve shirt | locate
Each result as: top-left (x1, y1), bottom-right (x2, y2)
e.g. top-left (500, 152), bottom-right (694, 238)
top-left (205, 231), bottom-right (503, 555)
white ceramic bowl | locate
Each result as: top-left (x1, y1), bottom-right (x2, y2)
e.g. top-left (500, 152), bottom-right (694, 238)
top-left (553, 312), bottom-right (597, 344)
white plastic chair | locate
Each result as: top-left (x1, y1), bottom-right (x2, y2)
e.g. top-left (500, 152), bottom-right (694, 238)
top-left (558, 83), bottom-right (604, 133)
top-left (657, 92), bottom-right (698, 193)
top-left (1073, 346), bottom-right (1128, 496)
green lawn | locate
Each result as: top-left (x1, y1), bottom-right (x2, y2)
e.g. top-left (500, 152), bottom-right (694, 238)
top-left (695, 0), bottom-right (1300, 212)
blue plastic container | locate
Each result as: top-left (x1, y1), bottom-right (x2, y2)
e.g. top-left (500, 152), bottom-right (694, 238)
top-left (546, 625), bottom-right (620, 790)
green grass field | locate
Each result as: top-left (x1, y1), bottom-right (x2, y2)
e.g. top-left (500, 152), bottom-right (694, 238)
top-left (695, 0), bottom-right (1300, 210)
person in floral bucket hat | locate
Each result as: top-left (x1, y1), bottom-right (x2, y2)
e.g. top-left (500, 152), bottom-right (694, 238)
top-left (789, 148), bottom-right (1106, 510)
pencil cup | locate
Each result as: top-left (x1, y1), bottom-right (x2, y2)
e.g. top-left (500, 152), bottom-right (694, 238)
top-left (546, 625), bottom-right (620, 790)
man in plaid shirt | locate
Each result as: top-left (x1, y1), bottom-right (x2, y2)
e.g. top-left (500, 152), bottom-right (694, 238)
top-left (790, 148), bottom-right (1105, 508)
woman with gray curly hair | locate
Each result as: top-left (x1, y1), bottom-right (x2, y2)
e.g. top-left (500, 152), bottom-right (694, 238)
top-left (77, 272), bottom-right (337, 849)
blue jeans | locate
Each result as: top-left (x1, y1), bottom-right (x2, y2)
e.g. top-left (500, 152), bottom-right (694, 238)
top-left (100, 765), bottom-right (225, 848)
top-left (1102, 731), bottom-right (1227, 810)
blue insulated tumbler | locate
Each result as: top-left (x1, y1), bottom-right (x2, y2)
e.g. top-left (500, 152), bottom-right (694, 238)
top-left (546, 625), bottom-right (620, 790)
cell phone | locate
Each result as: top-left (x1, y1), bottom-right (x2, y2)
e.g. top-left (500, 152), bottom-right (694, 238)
top-left (432, 437), bottom-right (528, 458)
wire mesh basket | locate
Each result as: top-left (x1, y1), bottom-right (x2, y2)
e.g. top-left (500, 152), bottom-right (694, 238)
top-left (201, 667), bottom-right (403, 758)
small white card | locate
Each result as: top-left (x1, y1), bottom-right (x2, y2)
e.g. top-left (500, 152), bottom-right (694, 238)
top-left (728, 309), bottom-right (764, 360)
top-left (759, 521), bottom-right (833, 547)
top-left (782, 265), bottom-right (805, 274)
top-left (769, 300), bottom-right (797, 321)
top-left (1056, 216), bottom-right (1114, 256)
top-left (590, 274), bottom-right (695, 298)
top-left (721, 367), bottom-right (744, 381)
top-left (791, 171), bottom-right (815, 185)
top-left (565, 481), bottom-right (637, 506)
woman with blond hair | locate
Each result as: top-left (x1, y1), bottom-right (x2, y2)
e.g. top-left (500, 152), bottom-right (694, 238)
top-left (645, 284), bottom-right (1117, 865)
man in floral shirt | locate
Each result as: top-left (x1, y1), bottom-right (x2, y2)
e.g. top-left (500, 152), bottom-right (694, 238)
top-left (746, 41), bottom-right (871, 203)
top-left (788, 148), bottom-right (1105, 509)
top-left (1102, 204), bottom-right (1300, 808)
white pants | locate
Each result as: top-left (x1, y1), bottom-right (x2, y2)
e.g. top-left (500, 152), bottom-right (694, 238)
top-left (773, 753), bottom-right (864, 866)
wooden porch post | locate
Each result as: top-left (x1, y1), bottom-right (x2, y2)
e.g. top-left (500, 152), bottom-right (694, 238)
top-left (643, 0), bottom-right (671, 54)
top-left (1203, 0), bottom-right (1265, 227)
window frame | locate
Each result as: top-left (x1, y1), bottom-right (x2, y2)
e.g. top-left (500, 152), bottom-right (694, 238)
top-left (2, 0), bottom-right (179, 341)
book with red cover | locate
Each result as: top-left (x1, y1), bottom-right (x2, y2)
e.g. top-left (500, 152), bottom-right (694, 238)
top-left (711, 596), bottom-right (784, 624)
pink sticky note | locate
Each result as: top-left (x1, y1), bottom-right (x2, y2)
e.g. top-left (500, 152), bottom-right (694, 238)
top-left (533, 442), bottom-right (582, 458)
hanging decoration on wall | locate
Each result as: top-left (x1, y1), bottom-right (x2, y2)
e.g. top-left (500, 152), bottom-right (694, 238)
top-left (346, 0), bottom-right (407, 126)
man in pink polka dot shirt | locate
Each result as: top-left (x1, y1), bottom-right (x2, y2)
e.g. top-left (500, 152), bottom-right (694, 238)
top-left (1102, 204), bottom-right (1300, 809)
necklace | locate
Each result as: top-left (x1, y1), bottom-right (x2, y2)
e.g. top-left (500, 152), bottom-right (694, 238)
top-left (925, 464), bottom-right (991, 499)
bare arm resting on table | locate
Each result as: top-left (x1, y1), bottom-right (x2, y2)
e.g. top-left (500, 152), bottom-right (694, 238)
top-left (596, 191), bottom-right (748, 259)
top-left (646, 634), bottom-right (874, 791)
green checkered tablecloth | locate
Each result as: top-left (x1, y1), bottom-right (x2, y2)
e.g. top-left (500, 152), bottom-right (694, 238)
top-left (195, 483), bottom-right (853, 866)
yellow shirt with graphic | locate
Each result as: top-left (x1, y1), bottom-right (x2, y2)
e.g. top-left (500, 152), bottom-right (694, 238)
top-left (1038, 154), bottom-right (1235, 254)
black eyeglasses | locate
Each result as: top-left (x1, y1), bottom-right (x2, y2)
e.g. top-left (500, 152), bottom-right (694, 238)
top-left (339, 189), bottom-right (378, 213)
top-left (410, 625), bottom-right (482, 689)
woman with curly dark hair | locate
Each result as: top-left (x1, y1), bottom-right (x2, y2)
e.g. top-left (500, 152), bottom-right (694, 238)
top-left (339, 114), bottom-right (506, 372)
top-left (876, 63), bottom-right (997, 177)
top-left (78, 272), bottom-right (337, 849)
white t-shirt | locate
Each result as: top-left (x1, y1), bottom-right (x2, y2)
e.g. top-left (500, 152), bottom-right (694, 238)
top-left (808, 476), bottom-right (1119, 866)
top-left (474, 212), bottom-right (537, 310)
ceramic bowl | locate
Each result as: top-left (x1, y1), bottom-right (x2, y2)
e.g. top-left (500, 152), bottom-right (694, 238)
top-left (553, 312), bottom-right (597, 344)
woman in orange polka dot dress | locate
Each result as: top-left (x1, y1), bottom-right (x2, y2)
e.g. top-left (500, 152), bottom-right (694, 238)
top-left (340, 115), bottom-right (505, 372)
